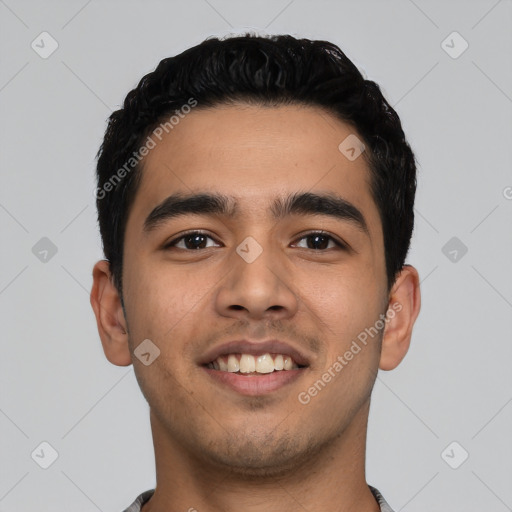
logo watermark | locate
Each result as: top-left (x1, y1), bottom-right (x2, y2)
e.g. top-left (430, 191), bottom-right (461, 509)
top-left (298, 301), bottom-right (402, 405)
top-left (95, 97), bottom-right (198, 200)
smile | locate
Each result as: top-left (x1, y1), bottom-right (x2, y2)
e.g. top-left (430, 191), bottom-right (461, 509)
top-left (203, 353), bottom-right (308, 395)
top-left (205, 353), bottom-right (304, 374)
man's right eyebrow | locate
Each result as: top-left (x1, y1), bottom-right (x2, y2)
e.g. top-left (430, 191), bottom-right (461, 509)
top-left (143, 193), bottom-right (237, 233)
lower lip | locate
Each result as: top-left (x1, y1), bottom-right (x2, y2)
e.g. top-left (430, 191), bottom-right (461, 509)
top-left (202, 367), bottom-right (306, 395)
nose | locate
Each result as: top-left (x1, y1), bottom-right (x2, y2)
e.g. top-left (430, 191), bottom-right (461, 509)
top-left (214, 242), bottom-right (299, 321)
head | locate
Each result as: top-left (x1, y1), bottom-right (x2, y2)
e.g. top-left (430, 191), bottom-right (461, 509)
top-left (91, 34), bottom-right (420, 476)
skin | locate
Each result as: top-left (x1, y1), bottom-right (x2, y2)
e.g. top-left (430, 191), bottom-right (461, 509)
top-left (90, 104), bottom-right (421, 512)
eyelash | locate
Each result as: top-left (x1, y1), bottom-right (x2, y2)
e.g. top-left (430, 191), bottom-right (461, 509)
top-left (164, 230), bottom-right (347, 251)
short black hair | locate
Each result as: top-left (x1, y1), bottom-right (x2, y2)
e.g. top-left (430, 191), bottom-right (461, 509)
top-left (95, 33), bottom-right (417, 298)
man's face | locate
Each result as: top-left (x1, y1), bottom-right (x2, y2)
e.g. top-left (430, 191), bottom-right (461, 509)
top-left (121, 104), bottom-right (388, 474)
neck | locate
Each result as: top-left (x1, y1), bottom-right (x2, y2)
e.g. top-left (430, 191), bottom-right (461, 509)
top-left (142, 399), bottom-right (380, 512)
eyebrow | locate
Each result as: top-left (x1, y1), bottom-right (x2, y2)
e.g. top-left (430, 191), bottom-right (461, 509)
top-left (143, 191), bottom-right (369, 236)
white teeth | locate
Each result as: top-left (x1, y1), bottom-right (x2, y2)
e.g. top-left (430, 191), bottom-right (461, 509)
top-left (218, 358), bottom-right (228, 371)
top-left (274, 354), bottom-right (284, 370)
top-left (283, 356), bottom-right (293, 370)
top-left (255, 353), bottom-right (274, 374)
top-left (210, 353), bottom-right (302, 373)
top-left (239, 354), bottom-right (256, 373)
top-left (227, 354), bottom-right (239, 372)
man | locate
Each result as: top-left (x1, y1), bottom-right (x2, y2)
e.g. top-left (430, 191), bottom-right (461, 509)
top-left (90, 33), bottom-right (421, 512)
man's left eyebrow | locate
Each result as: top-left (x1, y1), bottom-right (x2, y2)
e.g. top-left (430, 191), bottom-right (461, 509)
top-left (272, 191), bottom-right (369, 235)
top-left (143, 191), bottom-right (369, 236)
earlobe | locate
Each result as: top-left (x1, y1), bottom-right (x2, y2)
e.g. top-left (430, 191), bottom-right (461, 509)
top-left (90, 260), bottom-right (132, 366)
top-left (379, 265), bottom-right (421, 371)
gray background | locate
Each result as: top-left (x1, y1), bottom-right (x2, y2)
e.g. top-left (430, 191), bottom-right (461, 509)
top-left (1, 0), bottom-right (511, 510)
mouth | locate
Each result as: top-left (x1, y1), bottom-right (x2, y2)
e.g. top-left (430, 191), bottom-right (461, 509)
top-left (199, 340), bottom-right (311, 395)
top-left (204, 353), bottom-right (306, 374)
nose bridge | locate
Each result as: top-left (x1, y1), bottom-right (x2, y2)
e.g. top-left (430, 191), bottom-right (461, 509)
top-left (215, 231), bottom-right (298, 319)
top-left (234, 233), bottom-right (283, 293)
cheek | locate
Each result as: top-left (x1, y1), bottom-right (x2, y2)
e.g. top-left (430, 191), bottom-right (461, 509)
top-left (123, 256), bottom-right (209, 342)
top-left (298, 264), bottom-right (382, 333)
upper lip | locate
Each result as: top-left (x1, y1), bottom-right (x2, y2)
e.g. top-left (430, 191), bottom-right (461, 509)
top-left (198, 339), bottom-right (311, 367)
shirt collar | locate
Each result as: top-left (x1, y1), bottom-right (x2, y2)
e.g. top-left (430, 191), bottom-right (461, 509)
top-left (125, 485), bottom-right (395, 511)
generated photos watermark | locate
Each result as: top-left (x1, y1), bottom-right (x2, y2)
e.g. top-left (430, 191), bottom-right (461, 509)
top-left (298, 300), bottom-right (402, 405)
top-left (95, 97), bottom-right (198, 200)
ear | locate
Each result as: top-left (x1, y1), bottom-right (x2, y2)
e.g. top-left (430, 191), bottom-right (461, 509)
top-left (379, 264), bottom-right (421, 371)
top-left (90, 260), bottom-right (132, 366)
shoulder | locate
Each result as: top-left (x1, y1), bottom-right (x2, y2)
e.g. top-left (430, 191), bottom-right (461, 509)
top-left (368, 485), bottom-right (395, 512)
top-left (122, 489), bottom-right (155, 512)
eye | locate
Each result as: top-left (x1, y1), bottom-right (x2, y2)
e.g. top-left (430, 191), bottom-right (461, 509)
top-left (292, 231), bottom-right (346, 251)
top-left (164, 231), bottom-right (220, 250)
top-left (164, 230), bottom-right (347, 252)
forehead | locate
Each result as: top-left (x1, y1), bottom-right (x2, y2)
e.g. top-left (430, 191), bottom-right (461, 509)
top-left (127, 104), bottom-right (381, 237)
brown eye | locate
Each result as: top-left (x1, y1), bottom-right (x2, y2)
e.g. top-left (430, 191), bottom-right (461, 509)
top-left (293, 232), bottom-right (346, 251)
top-left (165, 231), bottom-right (219, 250)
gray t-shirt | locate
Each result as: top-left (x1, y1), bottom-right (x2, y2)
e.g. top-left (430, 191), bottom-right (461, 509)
top-left (122, 485), bottom-right (395, 511)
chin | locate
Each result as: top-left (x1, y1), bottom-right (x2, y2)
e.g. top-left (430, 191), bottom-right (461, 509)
top-left (197, 429), bottom-right (322, 479)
